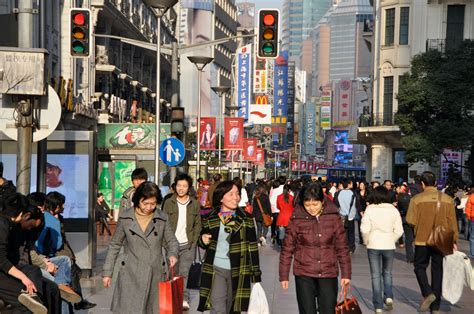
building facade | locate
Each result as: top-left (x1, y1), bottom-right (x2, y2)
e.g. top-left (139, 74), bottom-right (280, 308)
top-left (358, 0), bottom-right (474, 182)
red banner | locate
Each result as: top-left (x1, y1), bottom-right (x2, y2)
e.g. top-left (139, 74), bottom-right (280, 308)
top-left (243, 138), bottom-right (257, 161)
top-left (255, 148), bottom-right (265, 166)
top-left (300, 161), bottom-right (307, 171)
top-left (225, 150), bottom-right (241, 161)
top-left (291, 160), bottom-right (298, 171)
top-left (308, 162), bottom-right (314, 172)
top-left (199, 117), bottom-right (217, 150)
top-left (224, 117), bottom-right (244, 150)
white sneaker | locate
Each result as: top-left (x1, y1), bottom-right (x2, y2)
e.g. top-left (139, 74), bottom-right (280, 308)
top-left (375, 309), bottom-right (383, 313)
top-left (384, 297), bottom-right (393, 311)
top-left (183, 300), bottom-right (190, 311)
top-left (260, 237), bottom-right (267, 246)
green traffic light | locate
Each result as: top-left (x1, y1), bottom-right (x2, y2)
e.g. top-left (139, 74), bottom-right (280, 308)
top-left (72, 41), bottom-right (86, 54)
top-left (262, 42), bottom-right (274, 55)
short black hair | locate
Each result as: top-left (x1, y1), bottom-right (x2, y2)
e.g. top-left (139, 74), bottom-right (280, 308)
top-left (298, 183), bottom-right (324, 207)
top-left (1, 193), bottom-right (30, 218)
top-left (341, 178), bottom-right (350, 189)
top-left (97, 192), bottom-right (104, 198)
top-left (232, 177), bottom-right (243, 188)
top-left (27, 192), bottom-right (47, 208)
top-left (174, 173), bottom-right (193, 188)
top-left (132, 181), bottom-right (163, 208)
top-left (0, 161), bottom-right (3, 177)
top-left (45, 192), bottom-right (66, 213)
top-left (212, 181), bottom-right (240, 208)
top-left (367, 186), bottom-right (391, 204)
top-left (131, 168), bottom-right (148, 181)
top-left (212, 174), bottom-right (222, 182)
top-left (420, 171), bottom-right (436, 187)
top-left (278, 176), bottom-right (287, 185)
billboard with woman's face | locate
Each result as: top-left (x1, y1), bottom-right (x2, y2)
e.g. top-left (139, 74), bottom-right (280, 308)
top-left (199, 117), bottom-right (217, 150)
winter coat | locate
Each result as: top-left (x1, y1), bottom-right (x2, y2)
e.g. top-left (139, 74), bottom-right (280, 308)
top-left (119, 187), bottom-right (135, 212)
top-left (252, 194), bottom-right (272, 222)
top-left (279, 199), bottom-right (351, 281)
top-left (197, 207), bottom-right (262, 313)
top-left (465, 193), bottom-right (474, 221)
top-left (161, 194), bottom-right (202, 246)
top-left (276, 193), bottom-right (294, 227)
top-left (102, 207), bottom-right (179, 314)
top-left (360, 203), bottom-right (404, 250)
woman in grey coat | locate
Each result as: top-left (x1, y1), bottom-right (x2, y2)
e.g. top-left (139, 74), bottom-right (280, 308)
top-left (102, 182), bottom-right (179, 313)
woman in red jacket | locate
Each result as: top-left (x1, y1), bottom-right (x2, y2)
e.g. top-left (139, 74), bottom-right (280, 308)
top-left (276, 184), bottom-right (294, 244)
top-left (279, 182), bottom-right (352, 314)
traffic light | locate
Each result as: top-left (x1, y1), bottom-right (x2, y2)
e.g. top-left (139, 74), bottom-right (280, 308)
top-left (171, 107), bottom-right (185, 138)
top-left (257, 9), bottom-right (280, 58)
top-left (70, 9), bottom-right (91, 57)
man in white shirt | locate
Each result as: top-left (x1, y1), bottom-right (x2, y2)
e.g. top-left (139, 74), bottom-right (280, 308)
top-left (269, 176), bottom-right (286, 244)
top-left (161, 174), bottom-right (202, 311)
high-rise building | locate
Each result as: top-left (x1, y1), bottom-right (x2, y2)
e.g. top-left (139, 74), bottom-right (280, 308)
top-left (236, 1), bottom-right (255, 30)
top-left (358, 0), bottom-right (474, 182)
top-left (281, 0), bottom-right (332, 64)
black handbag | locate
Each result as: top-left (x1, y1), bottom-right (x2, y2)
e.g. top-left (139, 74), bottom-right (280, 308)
top-left (186, 246), bottom-right (203, 289)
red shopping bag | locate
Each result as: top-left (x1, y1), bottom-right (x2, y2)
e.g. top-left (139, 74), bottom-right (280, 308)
top-left (159, 267), bottom-right (184, 314)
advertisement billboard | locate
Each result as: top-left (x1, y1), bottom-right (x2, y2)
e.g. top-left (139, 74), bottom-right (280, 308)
top-left (243, 138), bottom-right (258, 162)
top-left (334, 130), bottom-right (353, 165)
top-left (236, 44), bottom-right (252, 119)
top-left (320, 86), bottom-right (332, 130)
top-left (255, 148), bottom-right (265, 166)
top-left (333, 79), bottom-right (353, 126)
top-left (97, 123), bottom-right (171, 149)
top-left (199, 117), bottom-right (217, 150)
top-left (273, 51), bottom-right (289, 124)
top-left (304, 103), bottom-right (316, 156)
top-left (224, 117), bottom-right (244, 150)
top-left (249, 104), bottom-right (272, 125)
top-left (254, 57), bottom-right (268, 94)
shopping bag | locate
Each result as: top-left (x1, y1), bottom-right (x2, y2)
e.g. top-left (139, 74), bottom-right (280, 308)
top-left (442, 251), bottom-right (466, 304)
top-left (187, 247), bottom-right (203, 290)
top-left (159, 267), bottom-right (184, 314)
top-left (335, 285), bottom-right (362, 314)
top-left (248, 283), bottom-right (269, 314)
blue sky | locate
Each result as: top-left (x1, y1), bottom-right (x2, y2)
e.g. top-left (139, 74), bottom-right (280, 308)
top-left (251, 0), bottom-right (283, 12)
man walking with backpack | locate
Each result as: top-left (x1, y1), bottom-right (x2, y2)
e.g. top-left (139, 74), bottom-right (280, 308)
top-left (336, 178), bottom-right (358, 253)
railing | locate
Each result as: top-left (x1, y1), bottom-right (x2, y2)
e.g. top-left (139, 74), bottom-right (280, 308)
top-left (359, 112), bottom-right (397, 127)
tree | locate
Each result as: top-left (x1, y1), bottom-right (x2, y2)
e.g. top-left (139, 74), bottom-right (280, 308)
top-left (395, 40), bottom-right (474, 182)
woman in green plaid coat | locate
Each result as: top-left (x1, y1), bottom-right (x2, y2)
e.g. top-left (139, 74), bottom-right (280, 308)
top-left (198, 181), bottom-right (262, 313)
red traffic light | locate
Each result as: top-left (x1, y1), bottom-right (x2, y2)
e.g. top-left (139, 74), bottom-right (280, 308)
top-left (73, 13), bottom-right (85, 26)
top-left (263, 14), bottom-right (275, 26)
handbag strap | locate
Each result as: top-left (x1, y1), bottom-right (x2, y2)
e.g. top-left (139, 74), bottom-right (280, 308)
top-left (337, 285), bottom-right (353, 310)
top-left (194, 245), bottom-right (202, 262)
top-left (256, 197), bottom-right (265, 216)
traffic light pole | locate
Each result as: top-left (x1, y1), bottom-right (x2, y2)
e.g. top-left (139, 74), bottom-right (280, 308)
top-left (16, 0), bottom-right (35, 195)
top-left (169, 40), bottom-right (179, 185)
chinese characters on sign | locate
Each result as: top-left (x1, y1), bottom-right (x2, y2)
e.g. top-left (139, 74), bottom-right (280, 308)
top-left (320, 86), bottom-right (332, 130)
top-left (236, 44), bottom-right (252, 119)
top-left (440, 149), bottom-right (462, 182)
top-left (254, 57), bottom-right (268, 94)
top-left (272, 51), bottom-right (288, 124)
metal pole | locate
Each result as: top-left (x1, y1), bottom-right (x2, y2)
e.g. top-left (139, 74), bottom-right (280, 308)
top-left (196, 69), bottom-right (202, 184)
top-left (154, 11), bottom-right (163, 186)
top-left (274, 153), bottom-right (277, 179)
top-left (288, 151), bottom-right (292, 178)
top-left (298, 152), bottom-right (301, 178)
top-left (218, 93), bottom-right (223, 174)
top-left (170, 40), bottom-right (179, 184)
top-left (37, 0), bottom-right (46, 193)
top-left (16, 0), bottom-right (34, 195)
top-left (239, 150), bottom-right (243, 179)
top-left (231, 151), bottom-right (234, 180)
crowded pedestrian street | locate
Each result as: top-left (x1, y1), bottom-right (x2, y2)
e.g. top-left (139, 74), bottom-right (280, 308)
top-left (76, 234), bottom-right (474, 314)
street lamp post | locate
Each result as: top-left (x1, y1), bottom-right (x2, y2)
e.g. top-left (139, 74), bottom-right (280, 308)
top-left (211, 86), bottom-right (230, 174)
top-left (144, 0), bottom-right (178, 185)
top-left (188, 56), bottom-right (214, 185)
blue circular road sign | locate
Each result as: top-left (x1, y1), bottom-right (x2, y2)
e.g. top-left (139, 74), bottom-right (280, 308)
top-left (159, 138), bottom-right (185, 166)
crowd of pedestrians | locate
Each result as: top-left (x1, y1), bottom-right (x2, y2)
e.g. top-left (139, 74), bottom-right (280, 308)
top-left (2, 159), bottom-right (473, 313)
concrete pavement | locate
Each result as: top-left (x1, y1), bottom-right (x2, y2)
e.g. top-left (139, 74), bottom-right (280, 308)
top-left (77, 234), bottom-right (474, 313)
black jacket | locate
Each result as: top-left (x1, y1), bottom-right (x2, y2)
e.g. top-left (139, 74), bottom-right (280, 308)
top-left (252, 194), bottom-right (272, 222)
top-left (0, 179), bottom-right (16, 210)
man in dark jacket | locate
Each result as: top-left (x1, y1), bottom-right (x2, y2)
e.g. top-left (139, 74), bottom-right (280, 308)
top-left (161, 173), bottom-right (201, 310)
top-left (397, 184), bottom-right (414, 263)
top-left (0, 193), bottom-right (47, 313)
top-left (119, 168), bottom-right (148, 212)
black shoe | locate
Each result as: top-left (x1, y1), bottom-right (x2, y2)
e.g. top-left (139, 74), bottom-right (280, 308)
top-left (74, 300), bottom-right (97, 310)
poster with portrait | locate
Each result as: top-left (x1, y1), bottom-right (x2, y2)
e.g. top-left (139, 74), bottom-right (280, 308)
top-left (200, 117), bottom-right (217, 150)
top-left (224, 117), bottom-right (244, 150)
top-left (255, 148), bottom-right (265, 166)
top-left (243, 138), bottom-right (257, 162)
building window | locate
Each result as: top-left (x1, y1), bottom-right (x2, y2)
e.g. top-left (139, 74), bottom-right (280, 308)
top-left (446, 5), bottom-right (465, 51)
top-left (384, 8), bottom-right (395, 46)
top-left (383, 76), bottom-right (394, 125)
top-left (399, 7), bottom-right (409, 45)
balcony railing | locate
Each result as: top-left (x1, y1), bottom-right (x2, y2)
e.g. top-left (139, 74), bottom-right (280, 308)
top-left (359, 112), bottom-right (396, 127)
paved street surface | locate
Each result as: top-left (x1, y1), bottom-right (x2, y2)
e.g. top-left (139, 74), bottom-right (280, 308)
top-left (78, 234), bottom-right (474, 313)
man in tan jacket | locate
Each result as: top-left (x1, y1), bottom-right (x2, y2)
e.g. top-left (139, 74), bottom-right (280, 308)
top-left (407, 171), bottom-right (458, 313)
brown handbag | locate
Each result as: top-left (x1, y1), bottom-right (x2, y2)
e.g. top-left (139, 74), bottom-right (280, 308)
top-left (426, 192), bottom-right (454, 257)
top-left (335, 285), bottom-right (362, 314)
top-left (256, 197), bottom-right (273, 227)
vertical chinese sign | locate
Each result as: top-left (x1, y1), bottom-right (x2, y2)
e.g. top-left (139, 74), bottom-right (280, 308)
top-left (272, 51), bottom-right (288, 124)
top-left (236, 44), bottom-right (252, 120)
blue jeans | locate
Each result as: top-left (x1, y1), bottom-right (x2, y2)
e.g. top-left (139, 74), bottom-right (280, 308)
top-left (48, 256), bottom-right (72, 285)
top-left (368, 249), bottom-right (394, 310)
top-left (469, 220), bottom-right (474, 257)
